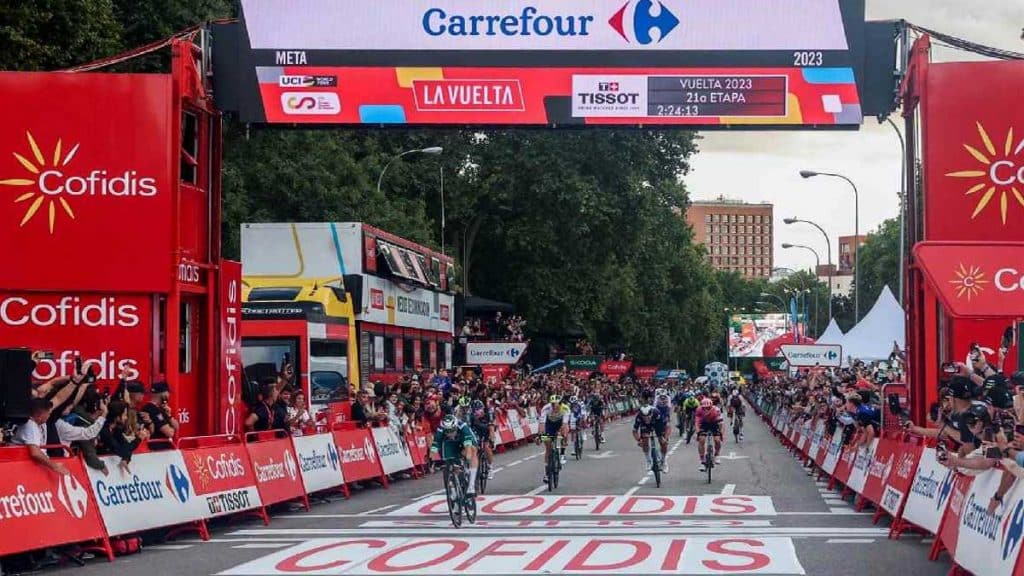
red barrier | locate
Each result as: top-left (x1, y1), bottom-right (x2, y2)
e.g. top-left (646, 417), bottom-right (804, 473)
top-left (496, 412), bottom-right (515, 446)
top-left (331, 426), bottom-right (386, 486)
top-left (245, 431), bottom-right (309, 511)
top-left (0, 446), bottom-right (112, 560)
top-left (179, 435), bottom-right (267, 524)
top-left (860, 437), bottom-right (896, 511)
top-left (832, 444), bottom-right (856, 490)
top-left (882, 440), bottom-right (923, 537)
top-left (930, 473), bottom-right (973, 562)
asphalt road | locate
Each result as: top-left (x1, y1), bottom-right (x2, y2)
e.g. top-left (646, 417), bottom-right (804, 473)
top-left (41, 403), bottom-right (948, 576)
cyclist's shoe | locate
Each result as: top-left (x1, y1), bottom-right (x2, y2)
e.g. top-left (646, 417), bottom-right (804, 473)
top-left (662, 463), bottom-right (669, 475)
top-left (542, 475), bottom-right (549, 484)
top-left (560, 456), bottom-right (567, 465)
top-left (645, 457), bottom-right (653, 470)
top-left (715, 456), bottom-right (722, 465)
top-left (466, 490), bottom-right (476, 499)
top-left (699, 463), bottom-right (707, 472)
top-left (488, 471), bottom-right (495, 480)
top-left (739, 433), bottom-right (745, 441)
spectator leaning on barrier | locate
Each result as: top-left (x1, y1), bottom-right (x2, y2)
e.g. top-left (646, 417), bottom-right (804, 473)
top-left (246, 381), bottom-right (278, 432)
top-left (12, 398), bottom-right (70, 476)
top-left (64, 386), bottom-right (110, 473)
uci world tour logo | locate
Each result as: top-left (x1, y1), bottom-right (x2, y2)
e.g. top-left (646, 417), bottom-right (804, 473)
top-left (609, 0), bottom-right (679, 45)
top-left (946, 122), bottom-right (1024, 225)
top-left (949, 263), bottom-right (988, 301)
top-left (0, 130), bottom-right (157, 234)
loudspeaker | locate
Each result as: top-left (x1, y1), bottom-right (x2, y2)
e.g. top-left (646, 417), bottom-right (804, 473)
top-left (0, 348), bottom-right (34, 420)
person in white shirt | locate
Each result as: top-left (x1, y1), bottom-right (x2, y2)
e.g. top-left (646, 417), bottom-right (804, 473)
top-left (13, 398), bottom-right (72, 476)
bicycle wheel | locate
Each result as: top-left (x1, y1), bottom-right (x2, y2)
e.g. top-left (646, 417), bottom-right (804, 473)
top-left (705, 449), bottom-right (714, 484)
top-left (574, 431), bottom-right (583, 460)
top-left (651, 444), bottom-right (662, 488)
top-left (444, 466), bottom-right (463, 528)
top-left (476, 452), bottom-right (489, 495)
top-left (547, 449), bottom-right (556, 492)
top-left (463, 469), bottom-right (477, 524)
top-left (553, 454), bottom-right (561, 489)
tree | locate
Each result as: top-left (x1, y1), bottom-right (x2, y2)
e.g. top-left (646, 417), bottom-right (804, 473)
top-left (0, 0), bottom-right (123, 70)
top-left (854, 217), bottom-right (900, 312)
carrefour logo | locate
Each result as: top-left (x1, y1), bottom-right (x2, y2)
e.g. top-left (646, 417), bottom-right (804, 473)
top-left (1001, 499), bottom-right (1024, 561)
top-left (609, 0), bottom-right (679, 45)
top-left (1, 131), bottom-right (158, 234)
top-left (421, 1), bottom-right (678, 44)
top-left (165, 464), bottom-right (192, 504)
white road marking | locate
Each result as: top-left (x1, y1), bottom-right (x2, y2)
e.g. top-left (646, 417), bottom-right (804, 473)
top-left (410, 488), bottom-right (447, 500)
top-left (638, 475), bottom-right (651, 485)
top-left (721, 484), bottom-right (736, 495)
top-left (777, 511), bottom-right (871, 516)
top-left (525, 483), bottom-right (549, 495)
top-left (146, 544), bottom-right (194, 550)
top-left (826, 538), bottom-right (876, 544)
top-left (226, 527), bottom-right (888, 537)
top-left (921, 538), bottom-right (935, 544)
top-left (624, 485), bottom-right (641, 497)
top-left (359, 504), bottom-right (398, 515)
top-left (507, 459), bottom-right (523, 467)
top-left (828, 508), bottom-right (868, 515)
top-left (232, 543), bottom-right (295, 549)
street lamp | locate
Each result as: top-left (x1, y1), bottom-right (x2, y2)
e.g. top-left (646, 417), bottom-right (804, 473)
top-left (783, 217), bottom-right (832, 320)
top-left (781, 244), bottom-right (821, 334)
top-left (376, 147), bottom-right (444, 196)
top-left (799, 170), bottom-right (860, 321)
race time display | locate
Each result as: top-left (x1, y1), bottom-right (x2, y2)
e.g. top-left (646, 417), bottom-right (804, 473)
top-left (214, 0), bottom-right (866, 128)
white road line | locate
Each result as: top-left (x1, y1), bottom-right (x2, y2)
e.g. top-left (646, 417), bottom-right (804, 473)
top-left (776, 511), bottom-right (872, 516)
top-left (826, 539), bottom-right (876, 544)
top-left (232, 543), bottom-right (295, 549)
top-left (507, 459), bottom-right (523, 467)
top-left (525, 483), bottom-right (549, 495)
top-left (624, 485), bottom-right (641, 497)
top-left (721, 484), bottom-right (736, 495)
top-left (410, 488), bottom-right (446, 500)
top-left (638, 475), bottom-right (651, 485)
top-left (359, 504), bottom-right (398, 515)
top-left (921, 538), bottom-right (935, 544)
top-left (828, 509), bottom-right (868, 515)
top-left (227, 527), bottom-right (888, 537)
top-left (146, 545), bottom-right (195, 550)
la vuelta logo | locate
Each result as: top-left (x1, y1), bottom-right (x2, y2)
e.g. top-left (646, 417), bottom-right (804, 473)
top-left (946, 122), bottom-right (1024, 225)
top-left (0, 131), bottom-right (158, 234)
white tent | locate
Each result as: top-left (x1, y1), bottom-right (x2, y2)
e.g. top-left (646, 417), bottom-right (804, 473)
top-left (815, 319), bottom-right (845, 345)
top-left (839, 286), bottom-right (905, 362)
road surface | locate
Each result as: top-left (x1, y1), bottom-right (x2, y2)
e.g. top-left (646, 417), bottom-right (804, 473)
top-left (56, 404), bottom-right (947, 576)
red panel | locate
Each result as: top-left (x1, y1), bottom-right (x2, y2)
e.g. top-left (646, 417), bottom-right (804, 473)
top-left (364, 233), bottom-right (377, 273)
top-left (245, 436), bottom-right (306, 506)
top-left (914, 242), bottom-right (1024, 318)
top-left (922, 61), bottom-right (1024, 242)
top-left (0, 451), bottom-right (108, 556)
top-left (332, 427), bottom-right (384, 483)
top-left (0, 72), bottom-right (174, 292)
top-left (219, 260), bottom-right (244, 436)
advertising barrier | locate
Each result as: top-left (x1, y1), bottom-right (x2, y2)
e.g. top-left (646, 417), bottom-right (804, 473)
top-left (371, 426), bottom-right (415, 476)
top-left (0, 449), bottom-right (110, 557)
top-left (821, 434), bottom-right (843, 477)
top-left (507, 409), bottom-right (526, 441)
top-left (879, 441), bottom-right (922, 529)
top-left (179, 437), bottom-right (264, 520)
top-left (291, 433), bottom-right (346, 495)
top-left (859, 438), bottom-right (896, 510)
top-left (845, 439), bottom-right (878, 496)
top-left (245, 432), bottom-right (309, 510)
top-left (86, 450), bottom-right (208, 537)
top-left (901, 448), bottom-right (957, 536)
top-left (332, 427), bottom-right (385, 484)
top-left (953, 469), bottom-right (1024, 576)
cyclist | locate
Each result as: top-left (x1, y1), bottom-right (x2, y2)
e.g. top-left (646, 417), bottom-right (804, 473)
top-left (455, 395), bottom-right (472, 423)
top-left (568, 395), bottom-right (586, 444)
top-left (729, 389), bottom-right (745, 441)
top-left (695, 398), bottom-right (724, 472)
top-left (429, 415), bottom-right (480, 498)
top-left (469, 400), bottom-right (495, 477)
top-left (586, 390), bottom-right (605, 442)
top-left (682, 393), bottom-right (700, 442)
top-left (539, 394), bottom-right (570, 482)
top-left (655, 393), bottom-right (672, 470)
top-left (633, 405), bottom-right (666, 471)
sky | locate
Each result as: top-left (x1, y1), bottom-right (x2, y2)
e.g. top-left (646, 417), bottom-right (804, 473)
top-left (682, 0), bottom-right (1024, 273)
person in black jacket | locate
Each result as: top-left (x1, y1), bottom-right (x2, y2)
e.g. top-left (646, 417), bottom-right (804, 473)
top-left (100, 401), bottom-right (148, 472)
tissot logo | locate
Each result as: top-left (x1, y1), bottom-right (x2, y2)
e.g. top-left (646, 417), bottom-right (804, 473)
top-left (1, 131), bottom-right (158, 234)
top-left (946, 122), bottom-right (1024, 225)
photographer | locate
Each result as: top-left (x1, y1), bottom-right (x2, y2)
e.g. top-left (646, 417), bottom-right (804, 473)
top-left (99, 400), bottom-right (148, 472)
top-left (905, 375), bottom-right (979, 448)
top-left (62, 386), bottom-right (110, 473)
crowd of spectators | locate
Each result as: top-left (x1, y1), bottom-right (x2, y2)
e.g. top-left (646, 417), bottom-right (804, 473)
top-left (1, 359), bottom-right (179, 476)
top-left (749, 340), bottom-right (1024, 513)
top-left (460, 311), bottom-right (527, 342)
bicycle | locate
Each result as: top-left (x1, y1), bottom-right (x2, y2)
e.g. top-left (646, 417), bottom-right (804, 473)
top-left (541, 434), bottom-right (562, 491)
top-left (733, 412), bottom-right (744, 444)
top-left (573, 425), bottom-right (584, 461)
top-left (698, 431), bottom-right (716, 484)
top-left (593, 415), bottom-right (603, 450)
top-left (476, 439), bottom-right (491, 495)
top-left (684, 410), bottom-right (696, 443)
top-left (641, 432), bottom-right (663, 488)
top-left (441, 457), bottom-right (477, 527)
top-left (676, 409), bottom-right (686, 437)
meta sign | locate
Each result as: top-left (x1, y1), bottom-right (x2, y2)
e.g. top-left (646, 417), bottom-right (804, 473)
top-left (215, 0), bottom-right (867, 127)
top-left (914, 242), bottom-right (1024, 317)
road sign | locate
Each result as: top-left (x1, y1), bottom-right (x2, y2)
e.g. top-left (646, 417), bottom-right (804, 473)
top-left (780, 344), bottom-right (842, 367)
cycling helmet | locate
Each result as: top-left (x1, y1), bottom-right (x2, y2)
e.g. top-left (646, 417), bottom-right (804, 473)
top-left (471, 399), bottom-right (485, 412)
top-left (700, 398), bottom-right (713, 409)
top-left (657, 394), bottom-right (670, 405)
top-left (569, 395), bottom-right (579, 404)
top-left (441, 415), bottom-right (459, 432)
top-left (549, 394), bottom-right (561, 404)
top-left (639, 406), bottom-right (654, 417)
top-left (458, 396), bottom-right (471, 407)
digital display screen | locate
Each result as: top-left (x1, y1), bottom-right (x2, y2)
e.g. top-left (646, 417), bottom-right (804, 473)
top-left (216, 0), bottom-right (866, 127)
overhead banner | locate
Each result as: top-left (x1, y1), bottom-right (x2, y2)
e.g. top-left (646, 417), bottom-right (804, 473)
top-left (914, 242), bottom-right (1024, 318)
top-left (780, 344), bottom-right (842, 367)
top-left (634, 365), bottom-right (659, 378)
top-left (566, 355), bottom-right (601, 371)
top-left (466, 342), bottom-right (527, 365)
top-left (921, 60), bottom-right (1024, 242)
top-left (216, 1), bottom-right (866, 127)
top-left (599, 360), bottom-right (633, 376)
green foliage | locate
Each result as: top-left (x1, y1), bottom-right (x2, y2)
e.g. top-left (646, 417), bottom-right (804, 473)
top-left (854, 217), bottom-right (901, 312)
top-left (0, 0), bottom-right (123, 71)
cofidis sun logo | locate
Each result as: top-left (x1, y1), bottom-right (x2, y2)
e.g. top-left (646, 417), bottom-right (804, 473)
top-left (949, 263), bottom-right (987, 301)
top-left (0, 131), bottom-right (158, 234)
top-left (946, 122), bottom-right (1024, 225)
